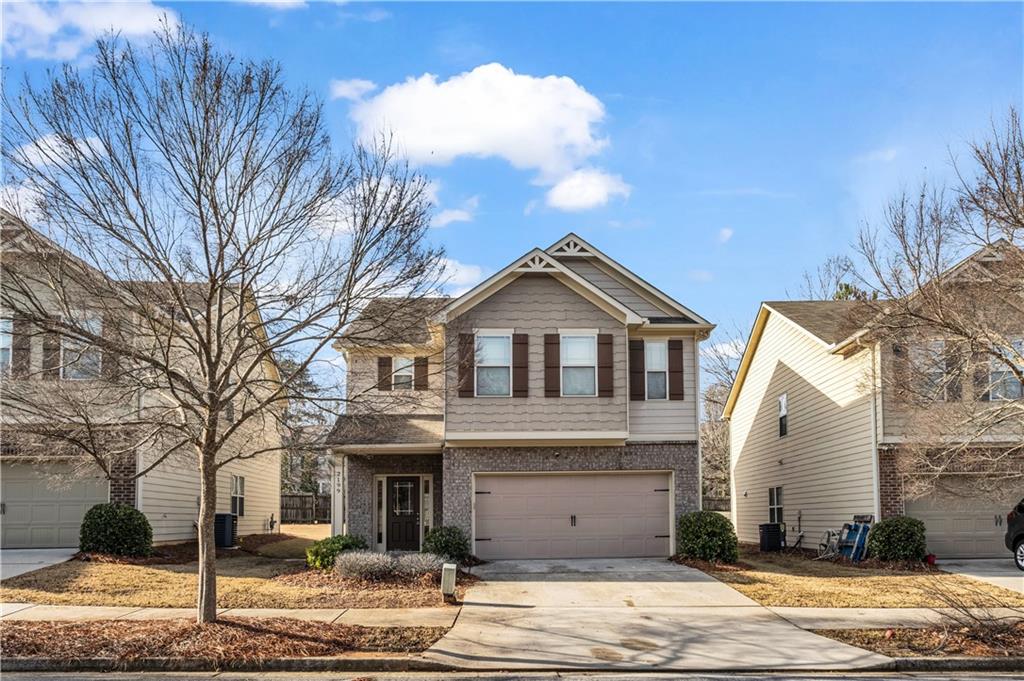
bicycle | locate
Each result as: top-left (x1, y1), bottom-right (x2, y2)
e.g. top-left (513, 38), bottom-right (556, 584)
top-left (816, 528), bottom-right (842, 560)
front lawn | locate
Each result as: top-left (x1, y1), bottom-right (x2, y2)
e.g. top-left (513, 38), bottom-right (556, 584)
top-left (0, 618), bottom-right (446, 662)
top-left (0, 553), bottom-right (470, 609)
top-left (817, 624), bottom-right (1024, 657)
top-left (680, 545), bottom-right (1024, 608)
top-left (238, 533), bottom-right (314, 560)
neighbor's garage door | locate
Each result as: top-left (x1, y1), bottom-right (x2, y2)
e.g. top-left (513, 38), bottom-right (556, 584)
top-left (1, 462), bottom-right (109, 549)
top-left (905, 479), bottom-right (1020, 559)
top-left (473, 472), bottom-right (671, 560)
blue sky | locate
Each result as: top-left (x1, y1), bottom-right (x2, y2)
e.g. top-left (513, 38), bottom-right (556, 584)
top-left (4, 1), bottom-right (1022, 342)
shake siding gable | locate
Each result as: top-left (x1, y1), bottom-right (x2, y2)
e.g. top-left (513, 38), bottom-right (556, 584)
top-left (729, 313), bottom-right (877, 544)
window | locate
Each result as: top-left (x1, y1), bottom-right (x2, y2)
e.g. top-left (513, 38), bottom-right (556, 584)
top-left (645, 341), bottom-right (667, 400)
top-left (778, 393), bottom-right (788, 437)
top-left (991, 339), bottom-right (1024, 401)
top-left (911, 340), bottom-right (947, 400)
top-left (0, 319), bottom-right (11, 373)
top-left (768, 486), bottom-right (784, 524)
top-left (61, 316), bottom-right (102, 380)
top-left (392, 480), bottom-right (415, 515)
top-left (561, 334), bottom-right (597, 396)
top-left (475, 333), bottom-right (511, 396)
top-left (230, 475), bottom-right (245, 516)
top-left (393, 357), bottom-right (414, 390)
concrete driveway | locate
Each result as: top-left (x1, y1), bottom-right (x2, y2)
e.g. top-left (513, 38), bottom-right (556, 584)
top-left (424, 558), bottom-right (890, 671)
top-left (0, 548), bottom-right (77, 580)
top-left (939, 557), bottom-right (1024, 595)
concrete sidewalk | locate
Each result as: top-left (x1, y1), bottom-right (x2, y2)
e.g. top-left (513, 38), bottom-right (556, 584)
top-left (0, 603), bottom-right (458, 627)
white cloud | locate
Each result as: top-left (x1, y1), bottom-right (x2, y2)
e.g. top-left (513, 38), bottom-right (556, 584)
top-left (855, 146), bottom-right (901, 164)
top-left (329, 78), bottom-right (377, 101)
top-left (717, 227), bottom-right (734, 244)
top-left (350, 63), bottom-right (606, 180)
top-left (432, 196), bottom-right (479, 228)
top-left (701, 338), bottom-right (745, 361)
top-left (688, 269), bottom-right (713, 283)
top-left (442, 257), bottom-right (485, 295)
top-left (2, 1), bottom-right (177, 61)
top-left (16, 133), bottom-right (101, 168)
top-left (545, 168), bottom-right (630, 212)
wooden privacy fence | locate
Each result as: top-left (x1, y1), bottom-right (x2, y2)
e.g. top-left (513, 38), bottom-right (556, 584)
top-left (280, 493), bottom-right (331, 524)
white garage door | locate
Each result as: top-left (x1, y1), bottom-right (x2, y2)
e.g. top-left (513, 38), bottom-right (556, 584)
top-left (1, 462), bottom-right (109, 549)
top-left (473, 472), bottom-right (671, 560)
top-left (905, 479), bottom-right (1021, 559)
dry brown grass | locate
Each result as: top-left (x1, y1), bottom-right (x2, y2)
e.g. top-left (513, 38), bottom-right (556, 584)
top-left (684, 546), bottom-right (1024, 608)
top-left (0, 555), bottom-right (466, 609)
top-left (278, 524), bottom-right (332, 540)
top-left (0, 617), bottom-right (446, 662)
top-left (238, 534), bottom-right (313, 560)
top-left (817, 623), bottom-right (1024, 657)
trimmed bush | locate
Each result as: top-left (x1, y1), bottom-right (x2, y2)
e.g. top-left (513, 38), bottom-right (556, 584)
top-left (867, 516), bottom-right (927, 562)
top-left (396, 552), bottom-right (444, 577)
top-left (334, 550), bottom-right (397, 581)
top-left (305, 534), bottom-right (368, 570)
top-left (422, 526), bottom-right (471, 564)
top-left (675, 511), bottom-right (739, 563)
top-left (79, 503), bottom-right (153, 557)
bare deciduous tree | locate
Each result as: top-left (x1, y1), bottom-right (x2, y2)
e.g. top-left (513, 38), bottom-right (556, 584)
top-left (1, 23), bottom-right (446, 623)
top-left (699, 329), bottom-right (743, 504)
top-left (855, 109), bottom-right (1024, 498)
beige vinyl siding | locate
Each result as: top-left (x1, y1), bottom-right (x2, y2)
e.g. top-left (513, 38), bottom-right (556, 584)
top-left (628, 333), bottom-right (699, 441)
top-left (729, 313), bottom-right (877, 544)
top-left (345, 350), bottom-right (443, 416)
top-left (445, 273), bottom-right (627, 434)
top-left (558, 257), bottom-right (674, 318)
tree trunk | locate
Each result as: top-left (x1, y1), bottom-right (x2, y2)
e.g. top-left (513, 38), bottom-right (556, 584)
top-left (196, 448), bottom-right (218, 624)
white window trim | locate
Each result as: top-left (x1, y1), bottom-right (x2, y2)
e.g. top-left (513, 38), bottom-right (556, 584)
top-left (474, 329), bottom-right (513, 398)
top-left (392, 356), bottom-right (415, 390)
top-left (778, 393), bottom-right (788, 437)
top-left (644, 340), bottom-right (668, 401)
top-left (0, 318), bottom-right (12, 374)
top-left (769, 486), bottom-right (783, 524)
top-left (230, 474), bottom-right (245, 517)
top-left (559, 330), bottom-right (598, 397)
top-left (990, 338), bottom-right (1024, 401)
top-left (60, 315), bottom-right (103, 381)
top-left (371, 473), bottom-right (434, 553)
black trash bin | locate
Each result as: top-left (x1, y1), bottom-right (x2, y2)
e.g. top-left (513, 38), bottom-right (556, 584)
top-left (214, 513), bottom-right (237, 548)
top-left (759, 522), bottom-right (783, 552)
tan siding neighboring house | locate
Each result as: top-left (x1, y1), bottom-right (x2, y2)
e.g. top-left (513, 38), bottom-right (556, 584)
top-left (728, 312), bottom-right (878, 544)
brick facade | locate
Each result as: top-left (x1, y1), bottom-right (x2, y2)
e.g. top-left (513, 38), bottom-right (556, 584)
top-left (877, 448), bottom-right (904, 518)
top-left (342, 453), bottom-right (443, 545)
top-left (441, 442), bottom-right (700, 537)
top-left (109, 453), bottom-right (139, 507)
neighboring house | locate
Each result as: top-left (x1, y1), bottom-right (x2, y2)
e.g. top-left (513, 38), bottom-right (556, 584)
top-left (724, 247), bottom-right (1022, 559)
top-left (328, 234), bottom-right (713, 560)
top-left (0, 213), bottom-right (281, 548)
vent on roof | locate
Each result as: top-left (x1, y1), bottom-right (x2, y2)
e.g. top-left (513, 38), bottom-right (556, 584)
top-left (648, 316), bottom-right (695, 324)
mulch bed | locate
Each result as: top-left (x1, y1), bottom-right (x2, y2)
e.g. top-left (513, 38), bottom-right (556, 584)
top-left (669, 555), bottom-right (753, 572)
top-left (275, 569), bottom-right (479, 607)
top-left (0, 618), bottom-right (447, 662)
top-left (817, 623), bottom-right (1024, 657)
top-left (237, 533), bottom-right (299, 554)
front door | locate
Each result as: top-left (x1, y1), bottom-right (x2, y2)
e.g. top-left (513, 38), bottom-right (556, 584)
top-left (386, 476), bottom-right (421, 551)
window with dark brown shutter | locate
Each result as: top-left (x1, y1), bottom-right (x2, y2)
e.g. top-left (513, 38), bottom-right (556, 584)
top-left (11, 316), bottom-right (31, 378)
top-left (414, 356), bottom-right (428, 390)
top-left (629, 339), bottom-right (645, 401)
top-left (668, 339), bottom-right (684, 400)
top-left (42, 327), bottom-right (60, 380)
top-left (512, 334), bottom-right (528, 397)
top-left (457, 334), bottom-right (475, 397)
top-left (544, 334), bottom-right (560, 397)
top-left (377, 356), bottom-right (393, 391)
top-left (597, 334), bottom-right (613, 397)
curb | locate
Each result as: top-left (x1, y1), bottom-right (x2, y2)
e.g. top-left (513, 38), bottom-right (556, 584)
top-left (2, 656), bottom-right (1021, 673)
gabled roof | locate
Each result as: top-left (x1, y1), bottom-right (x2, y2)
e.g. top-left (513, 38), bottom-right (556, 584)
top-left (444, 245), bottom-right (644, 325)
top-left (547, 233), bottom-right (713, 326)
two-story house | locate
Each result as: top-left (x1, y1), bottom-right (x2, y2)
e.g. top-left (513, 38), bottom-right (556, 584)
top-left (724, 244), bottom-right (1023, 559)
top-left (328, 234), bottom-right (713, 560)
top-left (0, 211), bottom-right (281, 548)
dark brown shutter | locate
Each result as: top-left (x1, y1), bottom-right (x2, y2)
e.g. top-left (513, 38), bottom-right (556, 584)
top-left (41, 327), bottom-right (60, 380)
top-left (414, 356), bottom-right (428, 390)
top-left (512, 333), bottom-right (528, 397)
top-left (597, 334), bottom-right (613, 397)
top-left (377, 356), bottom-right (392, 391)
top-left (11, 316), bottom-right (31, 378)
top-left (944, 341), bottom-right (964, 401)
top-left (100, 312), bottom-right (120, 380)
top-left (972, 351), bottom-right (990, 402)
top-left (544, 334), bottom-right (560, 397)
top-left (629, 339), bottom-right (645, 401)
top-left (668, 339), bottom-right (684, 401)
top-left (457, 334), bottom-right (474, 397)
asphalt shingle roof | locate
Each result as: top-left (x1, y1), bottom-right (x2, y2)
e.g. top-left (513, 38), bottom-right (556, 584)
top-left (763, 300), bottom-right (875, 345)
top-left (340, 297), bottom-right (448, 347)
top-left (326, 413), bottom-right (444, 446)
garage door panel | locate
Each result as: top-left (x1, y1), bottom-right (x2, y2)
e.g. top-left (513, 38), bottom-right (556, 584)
top-left (905, 479), bottom-right (1019, 559)
top-left (2, 462), bottom-right (109, 549)
top-left (474, 472), bottom-right (671, 560)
